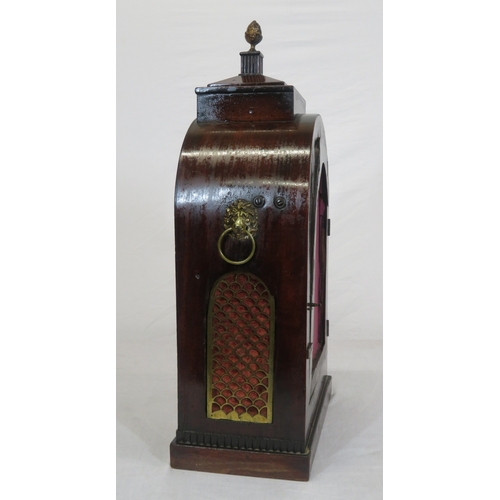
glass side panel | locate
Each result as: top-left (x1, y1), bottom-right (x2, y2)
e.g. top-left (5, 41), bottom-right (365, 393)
top-left (312, 169), bottom-right (328, 368)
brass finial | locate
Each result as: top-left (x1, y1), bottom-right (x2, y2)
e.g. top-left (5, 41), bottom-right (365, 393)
top-left (245, 21), bottom-right (263, 51)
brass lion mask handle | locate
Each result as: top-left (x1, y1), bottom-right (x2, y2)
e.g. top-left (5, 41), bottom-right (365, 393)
top-left (217, 200), bottom-right (257, 265)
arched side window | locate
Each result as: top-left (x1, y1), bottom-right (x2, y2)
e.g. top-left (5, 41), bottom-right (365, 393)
top-left (312, 164), bottom-right (328, 369)
top-left (207, 272), bottom-right (274, 423)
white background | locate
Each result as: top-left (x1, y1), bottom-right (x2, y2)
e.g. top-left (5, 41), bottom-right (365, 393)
top-left (117, 0), bottom-right (382, 498)
top-left (2, 1), bottom-right (500, 499)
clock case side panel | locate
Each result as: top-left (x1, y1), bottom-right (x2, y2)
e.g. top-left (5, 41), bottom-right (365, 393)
top-left (173, 115), bottom-right (322, 453)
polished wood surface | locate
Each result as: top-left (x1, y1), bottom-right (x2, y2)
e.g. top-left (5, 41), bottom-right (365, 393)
top-left (196, 85), bottom-right (305, 122)
top-left (170, 376), bottom-right (332, 481)
top-left (172, 73), bottom-right (330, 479)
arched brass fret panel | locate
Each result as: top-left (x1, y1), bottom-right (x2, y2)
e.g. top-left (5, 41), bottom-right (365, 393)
top-left (207, 272), bottom-right (274, 423)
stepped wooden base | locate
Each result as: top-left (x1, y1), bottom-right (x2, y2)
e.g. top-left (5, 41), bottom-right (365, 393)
top-left (170, 375), bottom-right (332, 481)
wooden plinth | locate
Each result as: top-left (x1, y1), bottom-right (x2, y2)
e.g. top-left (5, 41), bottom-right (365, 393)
top-left (170, 375), bottom-right (332, 481)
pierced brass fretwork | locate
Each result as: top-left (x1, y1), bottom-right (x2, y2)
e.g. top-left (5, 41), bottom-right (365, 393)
top-left (207, 272), bottom-right (274, 423)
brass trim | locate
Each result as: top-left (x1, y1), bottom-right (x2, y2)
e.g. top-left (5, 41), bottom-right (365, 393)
top-left (223, 199), bottom-right (257, 241)
top-left (217, 227), bottom-right (256, 265)
top-left (207, 272), bottom-right (275, 424)
top-left (245, 21), bottom-right (263, 52)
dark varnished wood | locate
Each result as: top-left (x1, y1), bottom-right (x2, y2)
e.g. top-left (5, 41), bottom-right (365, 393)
top-left (175, 114), bottom-right (326, 441)
top-left (172, 57), bottom-right (330, 479)
top-left (170, 376), bottom-right (332, 481)
top-left (196, 85), bottom-right (306, 122)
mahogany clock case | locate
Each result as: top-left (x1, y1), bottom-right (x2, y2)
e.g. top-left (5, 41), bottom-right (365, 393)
top-left (171, 56), bottom-right (332, 479)
top-left (117, 1), bottom-right (383, 496)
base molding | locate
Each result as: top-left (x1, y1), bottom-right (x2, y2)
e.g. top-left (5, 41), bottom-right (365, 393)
top-left (170, 375), bottom-right (332, 481)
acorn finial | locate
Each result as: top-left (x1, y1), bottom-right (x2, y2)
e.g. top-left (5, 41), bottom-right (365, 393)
top-left (245, 21), bottom-right (263, 51)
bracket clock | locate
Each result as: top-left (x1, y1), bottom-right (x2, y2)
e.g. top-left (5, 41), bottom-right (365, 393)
top-left (170, 22), bottom-right (332, 481)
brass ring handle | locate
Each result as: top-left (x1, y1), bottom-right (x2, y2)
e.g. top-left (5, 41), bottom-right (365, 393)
top-left (217, 227), bottom-right (256, 265)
